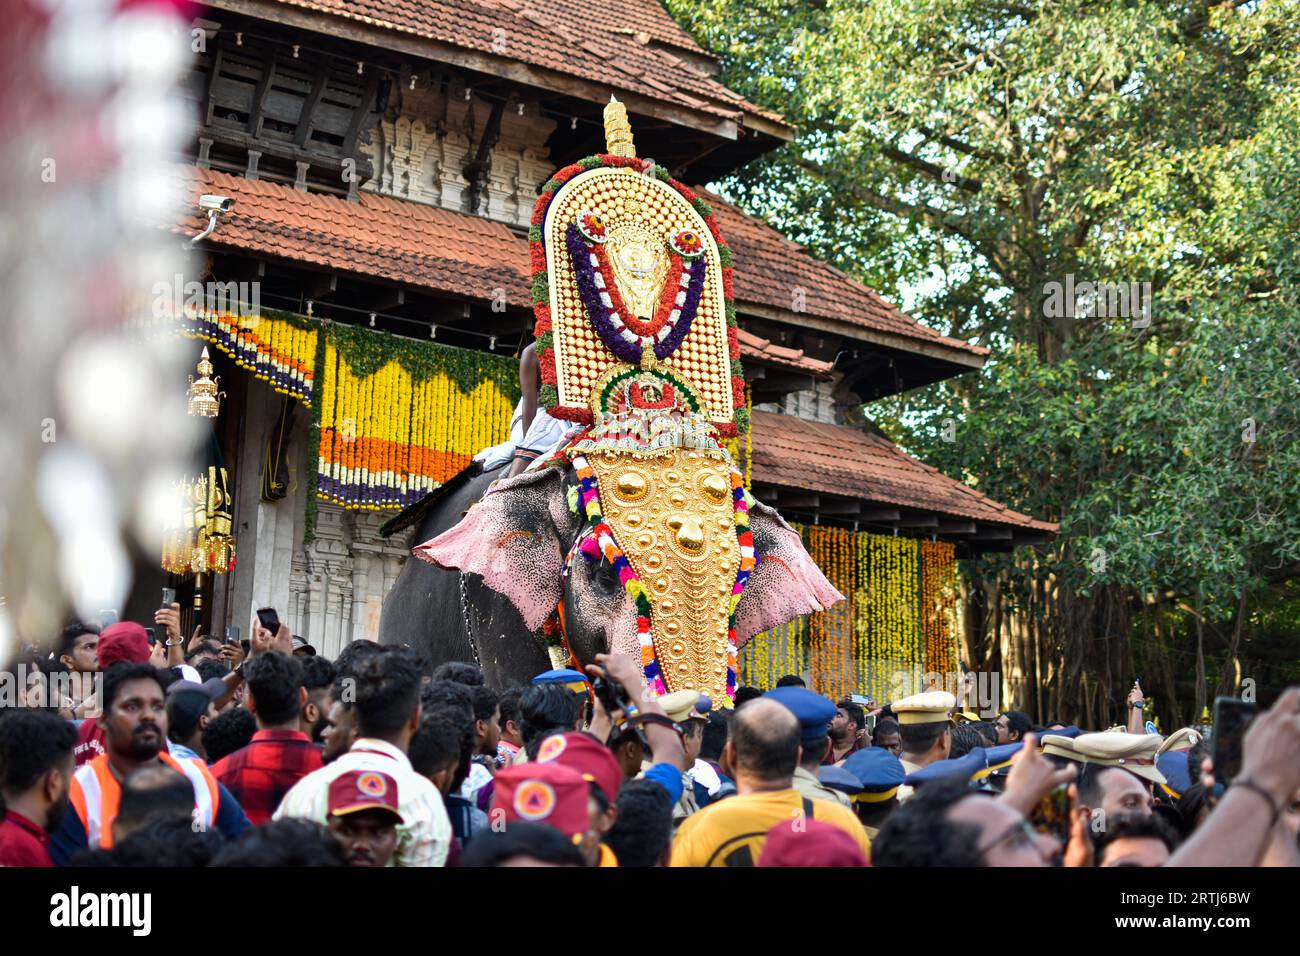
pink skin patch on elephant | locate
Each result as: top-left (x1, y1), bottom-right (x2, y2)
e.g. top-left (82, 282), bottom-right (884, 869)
top-left (412, 470), bottom-right (842, 678)
top-left (412, 469), bottom-right (571, 632)
top-left (735, 500), bottom-right (844, 647)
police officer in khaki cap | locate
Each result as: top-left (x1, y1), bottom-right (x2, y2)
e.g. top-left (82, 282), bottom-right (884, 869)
top-left (651, 689), bottom-right (711, 823)
top-left (1071, 732), bottom-right (1166, 785)
top-left (1043, 730), bottom-right (1160, 820)
top-left (891, 691), bottom-right (956, 801)
top-left (1156, 727), bottom-right (1201, 755)
top-left (1040, 732), bottom-right (1081, 762)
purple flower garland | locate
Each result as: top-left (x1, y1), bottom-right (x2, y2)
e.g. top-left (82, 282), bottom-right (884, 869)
top-left (567, 223), bottom-right (707, 365)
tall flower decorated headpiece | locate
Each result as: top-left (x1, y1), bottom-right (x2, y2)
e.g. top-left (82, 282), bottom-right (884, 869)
top-left (530, 97), bottom-right (743, 438)
top-left (527, 102), bottom-right (752, 708)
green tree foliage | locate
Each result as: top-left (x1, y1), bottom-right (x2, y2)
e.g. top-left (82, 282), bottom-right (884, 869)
top-left (667, 0), bottom-right (1300, 724)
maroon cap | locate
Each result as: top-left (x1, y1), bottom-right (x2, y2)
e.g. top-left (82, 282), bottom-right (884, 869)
top-left (492, 763), bottom-right (590, 839)
top-left (328, 770), bottom-right (403, 824)
top-left (535, 732), bottom-right (622, 804)
top-left (757, 819), bottom-right (869, 868)
top-left (97, 622), bottom-right (152, 670)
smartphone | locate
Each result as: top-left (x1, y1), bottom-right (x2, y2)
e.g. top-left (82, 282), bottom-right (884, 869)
top-left (1211, 697), bottom-right (1257, 786)
top-left (161, 587), bottom-right (176, 608)
top-left (99, 609), bottom-right (119, 627)
top-left (256, 607), bottom-right (281, 633)
top-left (225, 625), bottom-right (241, 646)
top-left (1030, 783), bottom-right (1072, 843)
top-left (144, 627), bottom-right (157, 646)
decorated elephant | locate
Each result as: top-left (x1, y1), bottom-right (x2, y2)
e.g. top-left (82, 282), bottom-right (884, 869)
top-left (378, 459), bottom-right (842, 697)
top-left (379, 99), bottom-right (842, 705)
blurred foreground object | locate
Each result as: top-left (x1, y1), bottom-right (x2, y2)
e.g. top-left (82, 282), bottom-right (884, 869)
top-left (0, 0), bottom-right (201, 659)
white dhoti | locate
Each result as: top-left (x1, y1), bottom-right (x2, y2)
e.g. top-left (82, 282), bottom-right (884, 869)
top-left (474, 398), bottom-right (582, 471)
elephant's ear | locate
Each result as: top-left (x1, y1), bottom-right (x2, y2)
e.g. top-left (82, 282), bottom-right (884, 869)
top-left (412, 466), bottom-right (576, 632)
top-left (736, 497), bottom-right (845, 645)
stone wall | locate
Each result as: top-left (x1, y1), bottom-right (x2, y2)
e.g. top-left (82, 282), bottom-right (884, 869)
top-left (754, 375), bottom-right (840, 425)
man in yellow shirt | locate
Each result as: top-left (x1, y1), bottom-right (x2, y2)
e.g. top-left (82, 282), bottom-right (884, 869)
top-left (670, 698), bottom-right (872, 866)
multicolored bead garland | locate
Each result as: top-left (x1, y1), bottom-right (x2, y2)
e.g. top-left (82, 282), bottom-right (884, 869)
top-left (570, 453), bottom-right (752, 701)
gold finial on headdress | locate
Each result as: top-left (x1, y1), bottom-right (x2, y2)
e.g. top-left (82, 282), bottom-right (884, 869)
top-left (603, 95), bottom-right (636, 158)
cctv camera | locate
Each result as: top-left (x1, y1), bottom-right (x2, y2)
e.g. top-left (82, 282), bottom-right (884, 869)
top-left (199, 194), bottom-right (235, 213)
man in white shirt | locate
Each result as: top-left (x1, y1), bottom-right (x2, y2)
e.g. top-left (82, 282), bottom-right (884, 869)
top-left (274, 651), bottom-right (451, 866)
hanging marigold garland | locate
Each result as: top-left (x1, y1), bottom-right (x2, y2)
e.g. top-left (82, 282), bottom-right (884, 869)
top-left (314, 323), bottom-right (519, 512)
top-left (862, 534), bottom-right (922, 702)
top-left (921, 539), bottom-right (959, 679)
top-left (746, 526), bottom-right (945, 702)
top-left (174, 306), bottom-right (318, 406)
top-left (807, 526), bottom-right (858, 701)
top-left (855, 531), bottom-right (872, 699)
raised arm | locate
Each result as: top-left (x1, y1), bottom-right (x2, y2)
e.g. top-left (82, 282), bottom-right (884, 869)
top-left (1167, 686), bottom-right (1300, 867)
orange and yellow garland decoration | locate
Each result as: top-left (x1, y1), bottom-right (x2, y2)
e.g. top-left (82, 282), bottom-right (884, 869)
top-left (153, 305), bottom-right (520, 524)
top-left (921, 539), bottom-right (959, 680)
top-left (808, 526), bottom-right (858, 701)
top-left (313, 322), bottom-right (519, 512)
top-left (169, 306), bottom-right (319, 407)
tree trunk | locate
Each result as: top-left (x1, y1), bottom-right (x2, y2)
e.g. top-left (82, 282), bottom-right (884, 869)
top-left (1215, 587), bottom-right (1249, 700)
top-left (1194, 591), bottom-right (1207, 722)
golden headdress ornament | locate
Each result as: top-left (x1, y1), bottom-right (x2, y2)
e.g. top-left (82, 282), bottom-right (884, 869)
top-left (527, 97), bottom-right (744, 437)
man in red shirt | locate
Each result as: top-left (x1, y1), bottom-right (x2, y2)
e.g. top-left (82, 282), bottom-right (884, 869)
top-left (73, 622), bottom-right (153, 767)
top-left (212, 651), bottom-right (322, 824)
top-left (0, 710), bottom-right (77, 866)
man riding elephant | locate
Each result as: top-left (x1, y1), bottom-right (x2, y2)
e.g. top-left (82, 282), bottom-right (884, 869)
top-left (380, 99), bottom-right (841, 705)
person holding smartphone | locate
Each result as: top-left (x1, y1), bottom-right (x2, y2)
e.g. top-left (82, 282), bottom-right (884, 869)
top-left (154, 589), bottom-right (186, 667)
top-left (1126, 679), bottom-right (1146, 734)
top-left (1168, 685), bottom-right (1300, 866)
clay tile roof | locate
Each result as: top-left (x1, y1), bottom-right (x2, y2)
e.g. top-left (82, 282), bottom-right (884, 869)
top-left (737, 328), bottom-right (834, 376)
top-left (550, 0), bottom-right (710, 57)
top-left (164, 165), bottom-right (535, 306)
top-left (164, 166), bottom-right (980, 365)
top-left (751, 410), bottom-right (1057, 533)
top-left (267, 0), bottom-right (785, 130)
top-left (702, 189), bottom-right (989, 360)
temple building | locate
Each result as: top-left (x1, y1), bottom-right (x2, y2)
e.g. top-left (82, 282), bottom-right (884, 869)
top-left (146, 0), bottom-right (1054, 700)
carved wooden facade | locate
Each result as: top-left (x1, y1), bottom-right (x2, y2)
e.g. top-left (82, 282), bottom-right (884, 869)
top-left (184, 30), bottom-right (382, 196)
top-left (359, 68), bottom-right (556, 227)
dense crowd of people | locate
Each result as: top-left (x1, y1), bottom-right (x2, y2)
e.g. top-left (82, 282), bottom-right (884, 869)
top-left (1, 610), bottom-right (1298, 868)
